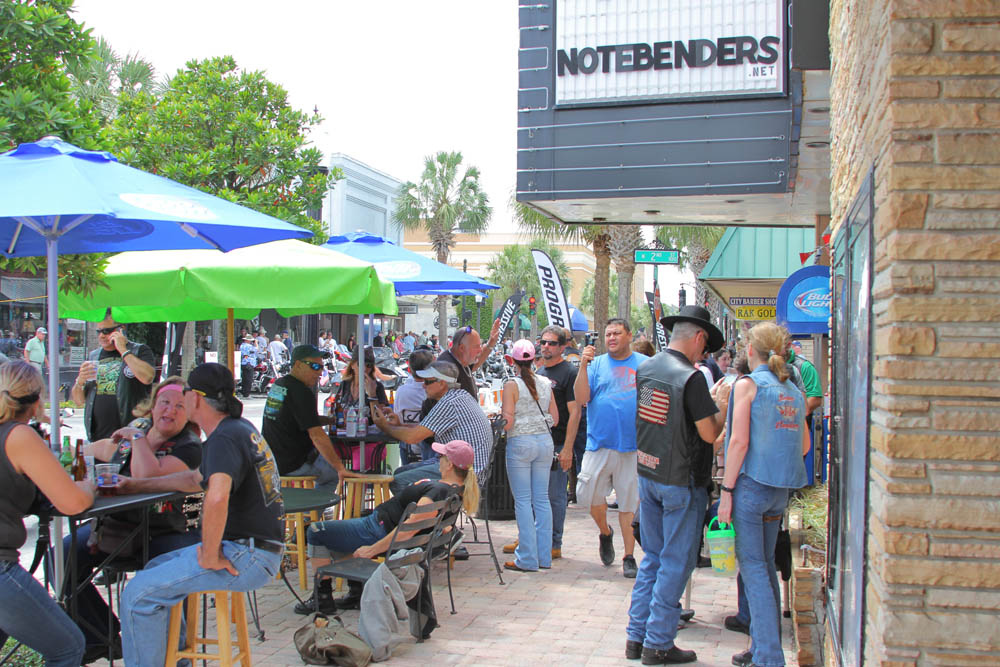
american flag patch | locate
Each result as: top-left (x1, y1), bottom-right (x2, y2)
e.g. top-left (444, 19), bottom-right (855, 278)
top-left (638, 385), bottom-right (670, 424)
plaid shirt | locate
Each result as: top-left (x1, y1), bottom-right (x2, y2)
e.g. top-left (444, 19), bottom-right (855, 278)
top-left (421, 388), bottom-right (493, 476)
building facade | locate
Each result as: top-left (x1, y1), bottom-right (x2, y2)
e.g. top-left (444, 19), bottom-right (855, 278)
top-left (517, 0), bottom-right (1000, 664)
top-left (323, 153), bottom-right (403, 244)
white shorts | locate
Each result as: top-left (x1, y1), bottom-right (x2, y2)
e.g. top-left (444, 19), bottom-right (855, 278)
top-left (576, 448), bottom-right (639, 514)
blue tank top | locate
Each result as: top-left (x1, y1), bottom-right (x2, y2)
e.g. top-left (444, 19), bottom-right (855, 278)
top-left (729, 365), bottom-right (808, 490)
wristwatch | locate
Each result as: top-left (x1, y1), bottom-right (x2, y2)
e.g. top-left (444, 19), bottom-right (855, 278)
top-left (720, 484), bottom-right (736, 494)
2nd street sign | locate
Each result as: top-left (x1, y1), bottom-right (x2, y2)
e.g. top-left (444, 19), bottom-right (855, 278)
top-left (634, 249), bottom-right (680, 265)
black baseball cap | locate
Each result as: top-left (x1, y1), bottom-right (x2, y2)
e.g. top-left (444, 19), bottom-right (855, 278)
top-left (186, 363), bottom-right (243, 418)
top-left (292, 344), bottom-right (330, 362)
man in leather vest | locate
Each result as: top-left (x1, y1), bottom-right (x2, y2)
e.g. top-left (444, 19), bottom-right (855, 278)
top-left (625, 306), bottom-right (730, 665)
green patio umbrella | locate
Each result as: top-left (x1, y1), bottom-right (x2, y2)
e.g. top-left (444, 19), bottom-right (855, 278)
top-left (58, 239), bottom-right (397, 322)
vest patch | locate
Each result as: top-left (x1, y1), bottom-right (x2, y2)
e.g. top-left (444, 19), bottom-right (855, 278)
top-left (638, 385), bottom-right (670, 424)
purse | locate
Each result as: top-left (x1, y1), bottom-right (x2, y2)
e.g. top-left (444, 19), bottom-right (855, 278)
top-left (293, 613), bottom-right (372, 666)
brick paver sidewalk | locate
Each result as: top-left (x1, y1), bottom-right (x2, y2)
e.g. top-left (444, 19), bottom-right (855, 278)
top-left (133, 503), bottom-right (794, 666)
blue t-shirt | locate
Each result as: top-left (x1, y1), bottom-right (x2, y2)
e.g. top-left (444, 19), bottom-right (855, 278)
top-left (585, 352), bottom-right (648, 452)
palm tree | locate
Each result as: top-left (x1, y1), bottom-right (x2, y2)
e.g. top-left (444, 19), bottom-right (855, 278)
top-left (608, 225), bottom-right (644, 320)
top-left (66, 37), bottom-right (161, 123)
top-left (512, 199), bottom-right (612, 352)
top-left (395, 151), bottom-right (492, 342)
top-left (655, 224), bottom-right (727, 312)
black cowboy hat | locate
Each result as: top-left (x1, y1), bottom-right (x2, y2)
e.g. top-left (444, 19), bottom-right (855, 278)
top-left (660, 305), bottom-right (725, 353)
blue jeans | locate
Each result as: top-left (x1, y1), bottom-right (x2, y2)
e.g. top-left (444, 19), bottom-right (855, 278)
top-left (120, 540), bottom-right (281, 667)
top-left (62, 522), bottom-right (201, 647)
top-left (306, 512), bottom-right (388, 558)
top-left (733, 474), bottom-right (789, 667)
top-left (390, 459), bottom-right (439, 495)
top-left (627, 478), bottom-right (706, 651)
top-left (506, 432), bottom-right (553, 570)
top-left (549, 460), bottom-right (568, 550)
top-left (0, 559), bottom-right (85, 667)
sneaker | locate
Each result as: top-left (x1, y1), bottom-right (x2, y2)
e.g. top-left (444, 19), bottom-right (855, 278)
top-left (452, 545), bottom-right (470, 561)
top-left (551, 548), bottom-right (562, 559)
top-left (724, 614), bottom-right (750, 635)
top-left (696, 555), bottom-right (712, 568)
top-left (502, 540), bottom-right (518, 554)
top-left (625, 639), bottom-right (643, 660)
top-left (599, 528), bottom-right (615, 566)
top-left (640, 646), bottom-right (697, 664)
top-left (623, 554), bottom-right (638, 578)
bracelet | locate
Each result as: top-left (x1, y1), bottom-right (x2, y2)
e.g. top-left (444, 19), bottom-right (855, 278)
top-left (720, 484), bottom-right (736, 494)
top-left (121, 350), bottom-right (133, 359)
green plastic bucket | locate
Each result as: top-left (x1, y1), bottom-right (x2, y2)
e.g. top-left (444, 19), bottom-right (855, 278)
top-left (706, 517), bottom-right (737, 577)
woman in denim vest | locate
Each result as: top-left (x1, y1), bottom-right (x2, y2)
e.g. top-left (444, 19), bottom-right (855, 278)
top-left (501, 339), bottom-right (559, 572)
top-left (718, 323), bottom-right (809, 667)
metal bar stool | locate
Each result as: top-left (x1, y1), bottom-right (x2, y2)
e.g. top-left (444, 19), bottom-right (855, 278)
top-left (280, 476), bottom-right (319, 590)
top-left (164, 590), bottom-right (251, 666)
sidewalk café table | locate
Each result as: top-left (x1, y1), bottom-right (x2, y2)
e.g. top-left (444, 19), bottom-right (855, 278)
top-left (35, 490), bottom-right (187, 661)
top-left (273, 487), bottom-right (341, 618)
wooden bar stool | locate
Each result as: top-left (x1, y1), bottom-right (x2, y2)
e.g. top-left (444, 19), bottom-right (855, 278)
top-left (280, 476), bottom-right (319, 590)
top-left (164, 590), bottom-right (251, 666)
top-left (341, 474), bottom-right (393, 520)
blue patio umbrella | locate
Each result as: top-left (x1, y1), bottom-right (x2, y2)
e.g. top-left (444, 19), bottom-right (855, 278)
top-left (0, 137), bottom-right (313, 447)
top-left (568, 305), bottom-right (589, 332)
top-left (1, 136), bottom-right (315, 584)
top-left (323, 231), bottom-right (499, 295)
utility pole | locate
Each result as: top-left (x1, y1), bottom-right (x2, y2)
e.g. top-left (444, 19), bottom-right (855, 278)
top-left (461, 259), bottom-right (468, 327)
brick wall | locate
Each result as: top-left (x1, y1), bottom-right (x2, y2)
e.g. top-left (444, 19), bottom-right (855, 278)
top-left (829, 1), bottom-right (1000, 664)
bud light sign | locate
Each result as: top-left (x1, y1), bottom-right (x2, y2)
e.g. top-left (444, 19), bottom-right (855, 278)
top-left (776, 266), bottom-right (830, 335)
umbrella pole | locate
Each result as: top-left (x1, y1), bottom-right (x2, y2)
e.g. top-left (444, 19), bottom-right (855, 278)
top-left (227, 308), bottom-right (235, 373)
top-left (45, 237), bottom-right (66, 591)
top-left (357, 314), bottom-right (365, 468)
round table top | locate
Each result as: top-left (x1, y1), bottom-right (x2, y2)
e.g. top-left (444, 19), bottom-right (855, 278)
top-left (281, 487), bottom-right (340, 514)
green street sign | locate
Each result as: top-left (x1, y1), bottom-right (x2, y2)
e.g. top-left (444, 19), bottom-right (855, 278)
top-left (634, 249), bottom-right (680, 265)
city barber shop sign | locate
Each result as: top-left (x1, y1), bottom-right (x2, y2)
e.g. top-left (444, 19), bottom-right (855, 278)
top-left (555, 0), bottom-right (786, 104)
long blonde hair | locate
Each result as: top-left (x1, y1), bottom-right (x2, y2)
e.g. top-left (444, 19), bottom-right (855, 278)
top-left (456, 466), bottom-right (480, 515)
top-left (0, 361), bottom-right (44, 423)
top-left (747, 322), bottom-right (790, 383)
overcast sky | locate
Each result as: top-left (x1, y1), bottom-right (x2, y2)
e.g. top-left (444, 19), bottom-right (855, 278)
top-left (71, 0), bottom-right (692, 301)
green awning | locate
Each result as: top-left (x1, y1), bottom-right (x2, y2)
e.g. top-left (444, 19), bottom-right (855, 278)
top-left (699, 227), bottom-right (816, 320)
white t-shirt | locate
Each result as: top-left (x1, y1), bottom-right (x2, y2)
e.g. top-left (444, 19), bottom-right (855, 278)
top-left (393, 379), bottom-right (426, 425)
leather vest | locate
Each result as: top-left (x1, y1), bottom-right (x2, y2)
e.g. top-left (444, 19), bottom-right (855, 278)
top-left (635, 351), bottom-right (713, 488)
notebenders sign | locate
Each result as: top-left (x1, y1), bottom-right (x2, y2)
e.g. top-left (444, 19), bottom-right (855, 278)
top-left (555, 0), bottom-right (786, 105)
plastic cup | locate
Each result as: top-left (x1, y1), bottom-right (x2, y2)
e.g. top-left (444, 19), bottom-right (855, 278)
top-left (706, 517), bottom-right (738, 577)
top-left (95, 463), bottom-right (120, 496)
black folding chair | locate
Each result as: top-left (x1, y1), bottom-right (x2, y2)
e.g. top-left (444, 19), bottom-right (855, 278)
top-left (312, 495), bottom-right (461, 641)
top-left (458, 416), bottom-right (506, 585)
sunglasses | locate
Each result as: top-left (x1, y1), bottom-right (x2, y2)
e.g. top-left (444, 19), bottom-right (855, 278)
top-left (421, 377), bottom-right (439, 385)
top-left (539, 340), bottom-right (561, 346)
top-left (299, 360), bottom-right (323, 371)
top-left (97, 326), bottom-right (122, 335)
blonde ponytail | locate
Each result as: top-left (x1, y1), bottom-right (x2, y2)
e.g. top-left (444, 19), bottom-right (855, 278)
top-left (747, 322), bottom-right (791, 383)
top-left (460, 468), bottom-right (480, 515)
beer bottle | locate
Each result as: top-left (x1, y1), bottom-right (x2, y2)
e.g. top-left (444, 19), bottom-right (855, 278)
top-left (72, 438), bottom-right (87, 481)
top-left (59, 435), bottom-right (73, 471)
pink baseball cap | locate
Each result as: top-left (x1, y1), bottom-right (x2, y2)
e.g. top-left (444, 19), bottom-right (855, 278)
top-left (506, 338), bottom-right (535, 362)
top-left (431, 440), bottom-right (475, 470)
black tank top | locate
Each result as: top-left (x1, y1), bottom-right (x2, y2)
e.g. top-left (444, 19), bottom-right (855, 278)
top-left (0, 421), bottom-right (40, 561)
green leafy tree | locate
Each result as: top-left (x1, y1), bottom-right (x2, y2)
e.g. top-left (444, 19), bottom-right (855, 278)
top-left (0, 0), bottom-right (109, 293)
top-left (104, 56), bottom-right (337, 244)
top-left (485, 239), bottom-right (571, 334)
top-left (66, 36), bottom-right (161, 124)
top-left (394, 151), bottom-right (491, 343)
top-left (512, 199), bottom-right (612, 352)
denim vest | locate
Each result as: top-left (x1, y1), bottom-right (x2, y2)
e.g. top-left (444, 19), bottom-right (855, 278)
top-left (731, 364), bottom-right (807, 490)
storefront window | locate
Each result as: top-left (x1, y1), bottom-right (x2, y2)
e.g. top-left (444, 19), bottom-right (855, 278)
top-left (827, 169), bottom-right (873, 664)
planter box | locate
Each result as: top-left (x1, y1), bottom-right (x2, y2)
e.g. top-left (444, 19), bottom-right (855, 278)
top-left (791, 565), bottom-right (826, 666)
